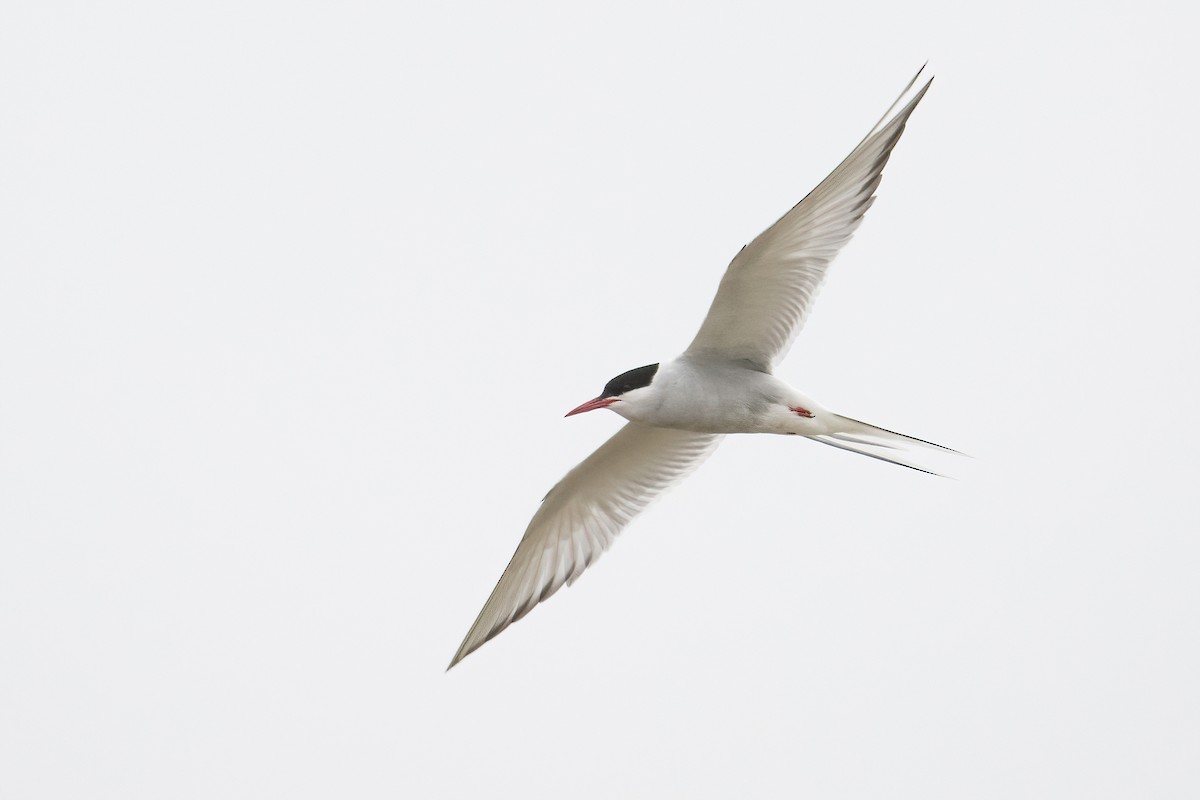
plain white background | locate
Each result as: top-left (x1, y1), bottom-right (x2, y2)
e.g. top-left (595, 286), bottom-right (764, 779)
top-left (2, 2), bottom-right (1197, 798)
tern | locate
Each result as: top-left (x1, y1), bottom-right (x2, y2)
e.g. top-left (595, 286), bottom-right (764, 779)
top-left (449, 67), bottom-right (954, 669)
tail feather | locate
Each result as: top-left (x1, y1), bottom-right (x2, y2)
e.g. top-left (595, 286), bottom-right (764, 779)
top-left (808, 414), bottom-right (961, 476)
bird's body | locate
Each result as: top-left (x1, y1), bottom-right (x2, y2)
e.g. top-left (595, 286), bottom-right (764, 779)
top-left (613, 355), bottom-right (824, 436)
top-left (448, 67), bottom-right (956, 670)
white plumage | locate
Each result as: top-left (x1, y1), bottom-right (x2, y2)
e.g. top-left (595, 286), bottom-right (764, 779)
top-left (449, 67), bottom-right (952, 670)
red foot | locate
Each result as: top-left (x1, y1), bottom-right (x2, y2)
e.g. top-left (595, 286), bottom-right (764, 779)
top-left (789, 405), bottom-right (815, 418)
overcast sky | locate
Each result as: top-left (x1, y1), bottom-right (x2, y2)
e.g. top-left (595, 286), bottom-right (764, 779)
top-left (2, 2), bottom-right (1198, 798)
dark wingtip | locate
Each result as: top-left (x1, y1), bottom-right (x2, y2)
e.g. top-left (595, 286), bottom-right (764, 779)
top-left (446, 645), bottom-right (471, 672)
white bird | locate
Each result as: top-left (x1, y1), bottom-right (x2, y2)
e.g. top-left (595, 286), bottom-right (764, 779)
top-left (449, 67), bottom-right (954, 670)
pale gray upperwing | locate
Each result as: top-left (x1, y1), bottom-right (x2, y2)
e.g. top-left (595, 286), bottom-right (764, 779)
top-left (449, 423), bottom-right (722, 668)
top-left (686, 69), bottom-right (932, 370)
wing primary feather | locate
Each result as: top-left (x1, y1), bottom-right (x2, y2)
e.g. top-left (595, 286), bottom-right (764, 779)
top-left (447, 424), bottom-right (723, 669)
top-left (861, 64), bottom-right (929, 145)
top-left (684, 69), bottom-right (934, 369)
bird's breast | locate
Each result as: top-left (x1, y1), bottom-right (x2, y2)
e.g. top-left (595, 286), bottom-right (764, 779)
top-left (627, 360), bottom-right (782, 434)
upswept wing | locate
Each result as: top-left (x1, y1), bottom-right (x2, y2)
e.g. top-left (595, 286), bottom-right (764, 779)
top-left (686, 69), bottom-right (932, 370)
top-left (449, 423), bottom-right (722, 668)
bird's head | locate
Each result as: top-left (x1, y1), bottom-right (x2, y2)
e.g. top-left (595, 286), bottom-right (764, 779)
top-left (566, 363), bottom-right (660, 419)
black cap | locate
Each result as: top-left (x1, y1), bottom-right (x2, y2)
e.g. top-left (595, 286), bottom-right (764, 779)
top-left (600, 364), bottom-right (659, 399)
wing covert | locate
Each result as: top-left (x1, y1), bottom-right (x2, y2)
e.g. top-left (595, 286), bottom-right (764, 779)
top-left (686, 69), bottom-right (933, 370)
top-left (448, 422), bottom-right (722, 668)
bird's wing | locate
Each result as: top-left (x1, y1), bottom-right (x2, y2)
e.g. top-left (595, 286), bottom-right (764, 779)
top-left (685, 68), bottom-right (932, 370)
top-left (449, 422), bottom-right (722, 668)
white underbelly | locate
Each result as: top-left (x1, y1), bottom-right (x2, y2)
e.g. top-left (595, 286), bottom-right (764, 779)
top-left (621, 359), bottom-right (813, 434)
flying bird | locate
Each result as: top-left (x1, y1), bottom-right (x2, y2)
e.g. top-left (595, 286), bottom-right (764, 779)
top-left (449, 67), bottom-right (953, 669)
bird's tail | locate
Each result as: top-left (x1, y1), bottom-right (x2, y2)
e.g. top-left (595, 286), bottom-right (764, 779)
top-left (807, 414), bottom-right (961, 476)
